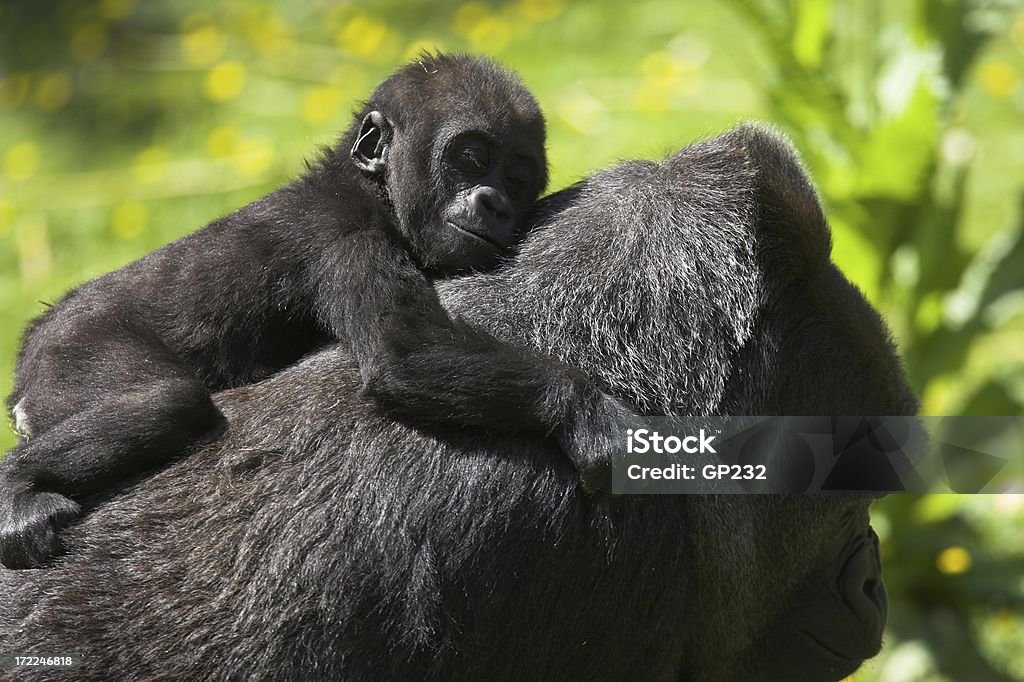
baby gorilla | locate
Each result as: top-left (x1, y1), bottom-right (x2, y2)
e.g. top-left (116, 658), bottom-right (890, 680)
top-left (1, 54), bottom-right (627, 569)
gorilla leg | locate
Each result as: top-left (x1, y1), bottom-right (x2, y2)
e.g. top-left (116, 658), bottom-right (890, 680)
top-left (2, 320), bottom-right (224, 568)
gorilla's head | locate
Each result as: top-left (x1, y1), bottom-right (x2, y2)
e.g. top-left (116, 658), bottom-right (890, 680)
top-left (440, 124), bottom-right (914, 680)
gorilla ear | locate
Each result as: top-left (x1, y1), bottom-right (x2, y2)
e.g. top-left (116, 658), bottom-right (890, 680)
top-left (352, 111), bottom-right (392, 175)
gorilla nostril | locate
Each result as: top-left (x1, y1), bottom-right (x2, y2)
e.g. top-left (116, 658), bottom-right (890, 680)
top-left (863, 576), bottom-right (886, 611)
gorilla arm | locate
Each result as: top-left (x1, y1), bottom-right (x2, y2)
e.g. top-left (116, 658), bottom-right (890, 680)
top-left (318, 228), bottom-right (630, 493)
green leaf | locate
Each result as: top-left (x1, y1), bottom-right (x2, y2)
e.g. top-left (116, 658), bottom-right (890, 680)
top-left (791, 0), bottom-right (832, 68)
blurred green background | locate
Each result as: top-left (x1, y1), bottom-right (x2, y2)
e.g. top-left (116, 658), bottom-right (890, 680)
top-left (1, 0), bottom-right (1022, 679)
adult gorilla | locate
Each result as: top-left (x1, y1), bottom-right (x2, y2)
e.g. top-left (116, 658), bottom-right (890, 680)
top-left (0, 126), bottom-right (915, 681)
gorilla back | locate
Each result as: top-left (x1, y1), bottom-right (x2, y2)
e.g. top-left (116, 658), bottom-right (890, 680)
top-left (0, 126), bottom-right (916, 682)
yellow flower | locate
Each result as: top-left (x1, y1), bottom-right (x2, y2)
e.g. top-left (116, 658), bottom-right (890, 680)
top-left (515, 0), bottom-right (565, 23)
top-left (337, 15), bottom-right (396, 62)
top-left (207, 125), bottom-right (240, 158)
top-left (4, 142), bottom-right (41, 181)
top-left (453, 5), bottom-right (512, 51)
top-left (467, 16), bottom-right (512, 53)
top-left (205, 62), bottom-right (247, 103)
top-left (632, 51), bottom-right (701, 113)
top-left (232, 136), bottom-right (274, 177)
top-left (1012, 13), bottom-right (1024, 52)
top-left (100, 0), bottom-right (136, 20)
top-left (70, 23), bottom-right (108, 64)
top-left (246, 12), bottom-right (292, 57)
top-left (302, 86), bottom-right (345, 126)
top-left (133, 146), bottom-right (169, 184)
top-left (0, 73), bottom-right (32, 111)
top-left (979, 61), bottom-right (1019, 99)
top-left (35, 73), bottom-right (73, 112)
top-left (990, 609), bottom-right (1021, 633)
top-left (936, 546), bottom-right (972, 575)
top-left (111, 202), bottom-right (149, 240)
top-left (182, 23), bottom-right (227, 67)
top-left (641, 52), bottom-right (684, 86)
top-left (632, 81), bottom-right (670, 114)
top-left (454, 4), bottom-right (489, 37)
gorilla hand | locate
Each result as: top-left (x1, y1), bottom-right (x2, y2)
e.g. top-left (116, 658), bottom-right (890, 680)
top-left (557, 392), bottom-right (636, 494)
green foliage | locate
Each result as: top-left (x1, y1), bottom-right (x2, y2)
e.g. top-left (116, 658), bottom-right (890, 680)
top-left (1, 1), bottom-right (1022, 679)
top-left (729, 3), bottom-right (1024, 678)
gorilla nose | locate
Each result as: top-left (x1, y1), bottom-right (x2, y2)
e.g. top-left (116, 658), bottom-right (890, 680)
top-left (759, 527), bottom-right (888, 681)
top-left (839, 528), bottom-right (887, 653)
top-left (471, 186), bottom-right (512, 219)
top-left (470, 187), bottom-right (515, 246)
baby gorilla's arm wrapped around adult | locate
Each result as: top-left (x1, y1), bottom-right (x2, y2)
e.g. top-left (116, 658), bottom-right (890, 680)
top-left (319, 230), bottom-right (630, 493)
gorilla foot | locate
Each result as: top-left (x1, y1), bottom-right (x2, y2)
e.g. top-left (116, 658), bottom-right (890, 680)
top-left (0, 487), bottom-right (81, 569)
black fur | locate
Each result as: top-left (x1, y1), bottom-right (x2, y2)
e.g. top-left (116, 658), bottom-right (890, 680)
top-left (0, 126), bottom-right (916, 681)
top-left (0, 53), bottom-right (625, 569)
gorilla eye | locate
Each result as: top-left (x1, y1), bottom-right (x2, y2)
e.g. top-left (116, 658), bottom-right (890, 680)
top-left (450, 138), bottom-right (490, 174)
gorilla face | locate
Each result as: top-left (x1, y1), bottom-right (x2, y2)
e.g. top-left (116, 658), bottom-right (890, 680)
top-left (680, 496), bottom-right (887, 680)
top-left (355, 54), bottom-right (549, 275)
top-left (0, 126), bottom-right (914, 682)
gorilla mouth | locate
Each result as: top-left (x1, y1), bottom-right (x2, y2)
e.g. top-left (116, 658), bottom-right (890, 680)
top-left (446, 220), bottom-right (507, 252)
top-left (800, 629), bottom-right (863, 664)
